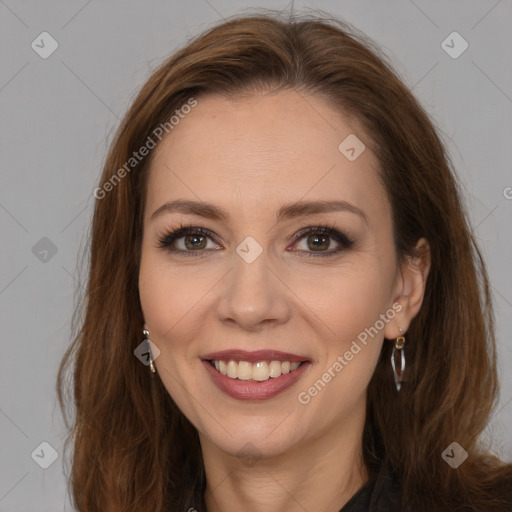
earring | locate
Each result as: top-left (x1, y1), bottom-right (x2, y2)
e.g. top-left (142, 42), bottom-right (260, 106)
top-left (142, 329), bottom-right (156, 373)
top-left (391, 328), bottom-right (406, 392)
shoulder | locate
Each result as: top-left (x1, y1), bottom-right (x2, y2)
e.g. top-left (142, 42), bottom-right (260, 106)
top-left (371, 463), bottom-right (512, 512)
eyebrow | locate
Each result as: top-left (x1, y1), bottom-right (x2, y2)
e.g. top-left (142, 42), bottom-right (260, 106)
top-left (150, 199), bottom-right (369, 226)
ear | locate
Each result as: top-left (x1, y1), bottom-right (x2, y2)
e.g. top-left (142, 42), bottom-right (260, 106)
top-left (384, 237), bottom-right (431, 340)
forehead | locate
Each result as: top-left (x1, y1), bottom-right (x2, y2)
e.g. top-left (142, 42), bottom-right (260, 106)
top-left (145, 90), bottom-right (388, 226)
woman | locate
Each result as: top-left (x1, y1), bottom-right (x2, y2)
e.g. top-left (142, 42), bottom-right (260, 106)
top-left (57, 10), bottom-right (512, 512)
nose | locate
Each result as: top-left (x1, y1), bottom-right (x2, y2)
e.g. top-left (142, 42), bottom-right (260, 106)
top-left (215, 245), bottom-right (292, 332)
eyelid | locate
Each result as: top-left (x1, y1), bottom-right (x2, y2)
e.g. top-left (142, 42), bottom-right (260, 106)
top-left (156, 225), bottom-right (220, 251)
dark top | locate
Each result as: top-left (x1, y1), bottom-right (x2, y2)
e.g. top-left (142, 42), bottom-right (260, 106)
top-left (338, 462), bottom-right (401, 512)
top-left (338, 463), bottom-right (512, 512)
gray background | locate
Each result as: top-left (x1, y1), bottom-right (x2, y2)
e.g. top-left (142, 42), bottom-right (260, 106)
top-left (1, 0), bottom-right (511, 510)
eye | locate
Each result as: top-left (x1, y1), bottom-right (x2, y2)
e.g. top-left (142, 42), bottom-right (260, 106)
top-left (156, 222), bottom-right (355, 258)
top-left (157, 225), bottom-right (221, 256)
top-left (289, 224), bottom-right (355, 257)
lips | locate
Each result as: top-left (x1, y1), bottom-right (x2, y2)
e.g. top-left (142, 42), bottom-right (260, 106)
top-left (201, 349), bottom-right (309, 364)
top-left (201, 349), bottom-right (311, 401)
top-left (203, 359), bottom-right (310, 401)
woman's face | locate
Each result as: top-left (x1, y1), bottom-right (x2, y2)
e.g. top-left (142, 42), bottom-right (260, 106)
top-left (139, 89), bottom-right (422, 459)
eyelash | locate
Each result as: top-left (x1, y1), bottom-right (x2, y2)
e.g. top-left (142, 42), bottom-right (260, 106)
top-left (156, 221), bottom-right (355, 258)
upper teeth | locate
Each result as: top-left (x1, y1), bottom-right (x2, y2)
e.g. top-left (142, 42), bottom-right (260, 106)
top-left (213, 360), bottom-right (302, 381)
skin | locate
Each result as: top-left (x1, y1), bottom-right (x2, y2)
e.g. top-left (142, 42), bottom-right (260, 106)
top-left (138, 89), bottom-right (430, 512)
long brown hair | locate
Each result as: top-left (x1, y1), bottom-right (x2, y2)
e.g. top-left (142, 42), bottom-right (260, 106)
top-left (57, 10), bottom-right (512, 511)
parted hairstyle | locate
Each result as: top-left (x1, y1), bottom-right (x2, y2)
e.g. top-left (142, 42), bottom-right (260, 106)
top-left (57, 9), bottom-right (512, 512)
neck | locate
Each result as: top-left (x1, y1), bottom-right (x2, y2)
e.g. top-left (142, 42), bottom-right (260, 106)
top-left (201, 417), bottom-right (368, 512)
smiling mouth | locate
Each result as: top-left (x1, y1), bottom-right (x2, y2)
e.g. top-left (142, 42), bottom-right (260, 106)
top-left (207, 359), bottom-right (307, 382)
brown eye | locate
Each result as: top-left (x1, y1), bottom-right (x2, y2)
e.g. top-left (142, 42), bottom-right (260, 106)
top-left (183, 234), bottom-right (208, 250)
top-left (157, 226), bottom-right (221, 257)
top-left (305, 233), bottom-right (331, 251)
top-left (290, 225), bottom-right (355, 257)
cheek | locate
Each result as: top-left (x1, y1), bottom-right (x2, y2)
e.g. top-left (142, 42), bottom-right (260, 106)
top-left (139, 238), bottom-right (194, 325)
top-left (298, 277), bottom-right (388, 409)
top-left (295, 261), bottom-right (393, 337)
top-left (138, 259), bottom-right (204, 397)
top-left (139, 264), bottom-right (170, 331)
top-left (138, 251), bottom-right (188, 345)
top-left (138, 251), bottom-right (216, 361)
top-left (296, 258), bottom-right (394, 385)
